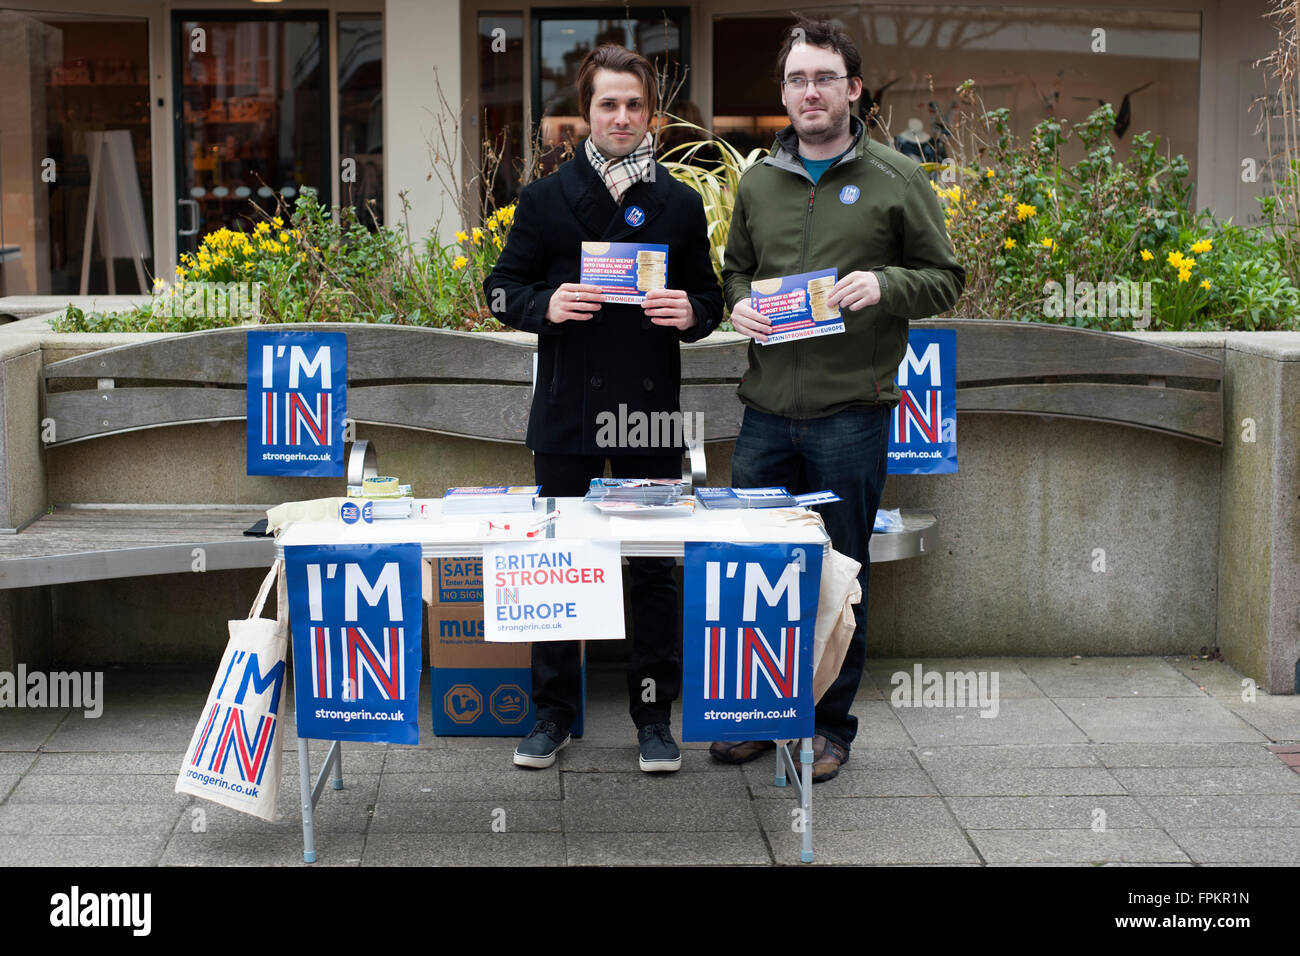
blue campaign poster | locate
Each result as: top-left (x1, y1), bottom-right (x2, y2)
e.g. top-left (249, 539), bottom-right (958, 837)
top-left (285, 542), bottom-right (424, 744)
top-left (246, 330), bottom-right (347, 476)
top-left (681, 542), bottom-right (820, 742)
top-left (888, 327), bottom-right (957, 474)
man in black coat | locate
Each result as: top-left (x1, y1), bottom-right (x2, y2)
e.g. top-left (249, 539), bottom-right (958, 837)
top-left (484, 44), bottom-right (723, 773)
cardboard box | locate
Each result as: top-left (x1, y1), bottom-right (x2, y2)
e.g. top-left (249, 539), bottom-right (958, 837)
top-left (429, 557), bottom-right (585, 737)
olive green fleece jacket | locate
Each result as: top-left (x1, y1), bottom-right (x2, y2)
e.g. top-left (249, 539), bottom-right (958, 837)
top-left (722, 115), bottom-right (965, 417)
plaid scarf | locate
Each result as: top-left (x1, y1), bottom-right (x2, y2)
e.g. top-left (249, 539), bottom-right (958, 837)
top-left (585, 133), bottom-right (655, 203)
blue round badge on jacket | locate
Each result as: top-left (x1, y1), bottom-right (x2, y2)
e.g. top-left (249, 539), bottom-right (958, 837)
top-left (839, 185), bottom-right (860, 205)
top-left (624, 205), bottom-right (645, 227)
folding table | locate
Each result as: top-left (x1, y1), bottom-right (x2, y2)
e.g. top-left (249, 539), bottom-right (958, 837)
top-left (275, 495), bottom-right (831, 863)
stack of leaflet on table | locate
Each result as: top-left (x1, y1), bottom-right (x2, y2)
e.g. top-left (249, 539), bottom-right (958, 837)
top-left (441, 485), bottom-right (541, 515)
top-left (583, 478), bottom-right (694, 515)
top-left (696, 486), bottom-right (842, 510)
top-left (347, 483), bottom-right (414, 519)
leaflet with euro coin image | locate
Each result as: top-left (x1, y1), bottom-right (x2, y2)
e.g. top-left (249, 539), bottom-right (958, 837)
top-left (580, 241), bottom-right (669, 304)
top-left (483, 539), bottom-right (626, 642)
top-left (751, 268), bottom-right (845, 344)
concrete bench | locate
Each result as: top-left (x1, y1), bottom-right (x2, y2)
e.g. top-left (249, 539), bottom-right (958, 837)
top-left (0, 319), bottom-right (1228, 674)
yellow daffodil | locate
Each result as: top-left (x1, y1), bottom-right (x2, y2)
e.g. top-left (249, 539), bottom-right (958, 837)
top-left (1016, 203), bottom-right (1037, 221)
top-left (1140, 249), bottom-right (1154, 261)
top-left (1167, 250), bottom-right (1186, 268)
top-left (1041, 237), bottom-right (1056, 250)
top-left (1177, 267), bottom-right (1192, 283)
top-left (471, 228), bottom-right (484, 245)
top-left (1182, 256), bottom-right (1196, 268)
top-left (1002, 192), bottom-right (1014, 203)
top-left (456, 230), bottom-right (468, 243)
top-left (452, 255), bottom-right (468, 270)
top-left (1004, 238), bottom-right (1016, 249)
top-left (1191, 239), bottom-right (1212, 254)
top-left (279, 231), bottom-right (290, 244)
top-left (1200, 279), bottom-right (1211, 290)
top-left (272, 216), bottom-right (283, 227)
top-left (986, 168), bottom-right (995, 178)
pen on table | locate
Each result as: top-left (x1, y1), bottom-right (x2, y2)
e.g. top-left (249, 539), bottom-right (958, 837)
top-left (484, 510), bottom-right (560, 536)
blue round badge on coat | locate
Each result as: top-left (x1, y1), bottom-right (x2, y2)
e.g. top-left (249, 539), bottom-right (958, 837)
top-left (624, 205), bottom-right (645, 227)
top-left (839, 185), bottom-right (860, 205)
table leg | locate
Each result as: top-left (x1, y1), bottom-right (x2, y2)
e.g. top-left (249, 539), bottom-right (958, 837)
top-left (331, 742), bottom-right (344, 790)
top-left (298, 736), bottom-right (317, 863)
top-left (800, 736), bottom-right (814, 863)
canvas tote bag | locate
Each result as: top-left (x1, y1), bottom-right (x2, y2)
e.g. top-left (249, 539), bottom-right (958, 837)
top-left (176, 560), bottom-right (288, 820)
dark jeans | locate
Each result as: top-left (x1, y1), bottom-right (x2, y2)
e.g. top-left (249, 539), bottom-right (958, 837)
top-left (529, 451), bottom-right (682, 733)
top-left (729, 404), bottom-right (891, 752)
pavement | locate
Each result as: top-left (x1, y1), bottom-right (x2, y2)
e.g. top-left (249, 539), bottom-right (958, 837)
top-left (0, 655), bottom-right (1297, 866)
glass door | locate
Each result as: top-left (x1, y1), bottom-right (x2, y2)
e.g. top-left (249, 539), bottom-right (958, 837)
top-left (171, 11), bottom-right (329, 258)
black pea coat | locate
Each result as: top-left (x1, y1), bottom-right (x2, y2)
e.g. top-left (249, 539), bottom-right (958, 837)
top-left (484, 143), bottom-right (724, 456)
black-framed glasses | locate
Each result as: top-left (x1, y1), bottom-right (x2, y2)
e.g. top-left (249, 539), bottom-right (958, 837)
top-left (782, 74), bottom-right (847, 92)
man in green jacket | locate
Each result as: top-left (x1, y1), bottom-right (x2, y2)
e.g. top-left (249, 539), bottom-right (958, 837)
top-left (711, 15), bottom-right (964, 782)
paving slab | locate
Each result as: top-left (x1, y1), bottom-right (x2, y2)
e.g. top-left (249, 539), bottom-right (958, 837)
top-left (1109, 765), bottom-right (1300, 795)
top-left (365, 832), bottom-right (566, 866)
top-left (42, 710), bottom-right (203, 752)
top-left (752, 796), bottom-right (957, 830)
top-left (0, 753), bottom-right (36, 774)
top-left (565, 831), bottom-right (771, 865)
top-left (560, 769), bottom-right (748, 801)
top-left (7, 773), bottom-right (195, 806)
top-left (378, 770), bottom-right (560, 801)
top-left (925, 767), bottom-right (1126, 797)
top-left (1015, 657), bottom-right (1206, 698)
top-left (367, 800), bottom-right (562, 833)
top-left (31, 752), bottom-right (188, 774)
top-left (382, 747), bottom-right (524, 774)
top-left (0, 775), bottom-right (17, 801)
top-left (188, 796), bottom-right (374, 834)
top-left (846, 699), bottom-right (915, 747)
top-left (945, 796), bottom-right (1156, 829)
top-left (914, 745), bottom-right (1100, 769)
top-left (0, 709), bottom-right (69, 749)
top-left (561, 797), bottom-right (762, 832)
top-left (1133, 794), bottom-right (1300, 828)
top-left (0, 802), bottom-right (183, 835)
top-left (745, 765), bottom-right (937, 798)
top-left (970, 828), bottom-right (1190, 864)
top-left (762, 827), bottom-right (979, 865)
top-left (1167, 827), bottom-right (1300, 864)
top-left (556, 746), bottom-right (735, 773)
top-left (867, 658), bottom-right (1044, 698)
top-left (1053, 697), bottom-right (1265, 743)
top-left (1164, 657), bottom-right (1256, 697)
top-left (1223, 698), bottom-right (1300, 742)
top-left (1092, 743), bottom-right (1282, 768)
top-left (0, 833), bottom-right (170, 866)
top-left (162, 831), bottom-right (365, 866)
top-left (889, 698), bottom-right (1086, 746)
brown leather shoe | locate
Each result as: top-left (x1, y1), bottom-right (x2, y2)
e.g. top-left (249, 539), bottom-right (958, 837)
top-left (793, 734), bottom-right (849, 783)
top-left (709, 740), bottom-right (776, 765)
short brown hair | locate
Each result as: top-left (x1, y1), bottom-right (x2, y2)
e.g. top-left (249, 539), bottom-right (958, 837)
top-left (775, 15), bottom-right (863, 84)
top-left (576, 44), bottom-right (659, 123)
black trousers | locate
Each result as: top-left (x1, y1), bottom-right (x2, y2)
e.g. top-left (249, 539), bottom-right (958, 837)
top-left (530, 451), bottom-right (682, 732)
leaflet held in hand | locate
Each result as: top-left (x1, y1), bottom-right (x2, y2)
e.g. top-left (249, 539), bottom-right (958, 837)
top-left (580, 241), bottom-right (669, 304)
top-left (751, 268), bottom-right (845, 344)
